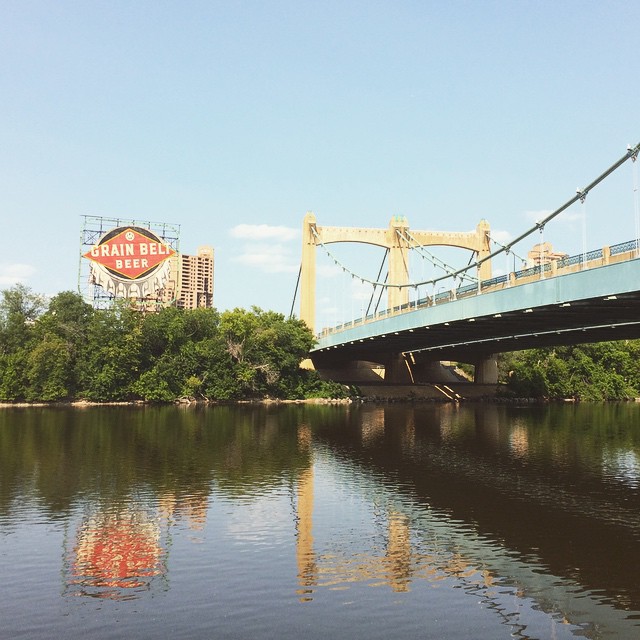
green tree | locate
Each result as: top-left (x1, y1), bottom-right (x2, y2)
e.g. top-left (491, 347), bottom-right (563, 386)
top-left (0, 284), bottom-right (45, 352)
top-left (218, 307), bottom-right (315, 399)
top-left (78, 302), bottom-right (144, 401)
top-left (500, 341), bottom-right (640, 400)
top-left (25, 334), bottom-right (72, 401)
top-left (0, 285), bottom-right (45, 400)
top-left (0, 349), bottom-right (29, 401)
top-left (0, 286), bottom-right (341, 403)
top-left (26, 291), bottom-right (95, 400)
top-left (42, 291), bottom-right (94, 338)
top-left (134, 307), bottom-right (222, 402)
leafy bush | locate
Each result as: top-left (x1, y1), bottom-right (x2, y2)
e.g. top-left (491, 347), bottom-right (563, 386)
top-left (500, 342), bottom-right (640, 400)
top-left (0, 286), bottom-right (345, 403)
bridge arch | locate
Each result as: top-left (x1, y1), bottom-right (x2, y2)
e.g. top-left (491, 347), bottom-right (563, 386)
top-left (300, 212), bottom-right (492, 333)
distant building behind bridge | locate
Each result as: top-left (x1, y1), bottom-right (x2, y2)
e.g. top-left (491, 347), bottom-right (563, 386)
top-left (160, 246), bottom-right (214, 310)
top-left (527, 242), bottom-right (568, 267)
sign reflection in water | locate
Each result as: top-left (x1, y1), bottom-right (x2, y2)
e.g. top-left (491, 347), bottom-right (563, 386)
top-left (66, 508), bottom-right (166, 598)
top-left (64, 492), bottom-right (210, 599)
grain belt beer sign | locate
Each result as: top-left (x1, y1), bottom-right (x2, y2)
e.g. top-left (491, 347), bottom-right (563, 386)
top-left (84, 226), bottom-right (176, 299)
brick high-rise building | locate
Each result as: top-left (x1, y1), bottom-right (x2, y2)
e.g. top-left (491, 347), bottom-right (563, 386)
top-left (160, 246), bottom-right (214, 309)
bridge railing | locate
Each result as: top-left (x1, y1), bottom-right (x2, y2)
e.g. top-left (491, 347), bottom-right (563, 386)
top-left (318, 238), bottom-right (639, 337)
top-left (514, 262), bottom-right (550, 279)
top-left (480, 274), bottom-right (509, 289)
top-left (611, 239), bottom-right (638, 256)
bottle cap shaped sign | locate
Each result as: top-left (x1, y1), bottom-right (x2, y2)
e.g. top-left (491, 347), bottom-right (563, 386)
top-left (84, 226), bottom-right (176, 281)
top-left (84, 226), bottom-right (177, 301)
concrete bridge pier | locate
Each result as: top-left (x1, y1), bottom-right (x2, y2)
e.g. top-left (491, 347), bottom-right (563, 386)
top-left (473, 355), bottom-right (498, 384)
top-left (383, 354), bottom-right (414, 383)
top-left (409, 357), bottom-right (461, 383)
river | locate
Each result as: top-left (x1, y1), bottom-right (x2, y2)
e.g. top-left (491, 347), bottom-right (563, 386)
top-left (0, 402), bottom-right (639, 639)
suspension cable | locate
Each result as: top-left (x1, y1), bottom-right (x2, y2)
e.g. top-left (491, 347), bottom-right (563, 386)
top-left (289, 264), bottom-right (301, 319)
top-left (432, 141), bottom-right (640, 287)
top-left (373, 273), bottom-right (387, 314)
top-left (399, 228), bottom-right (477, 282)
top-left (580, 191), bottom-right (587, 267)
top-left (366, 249), bottom-right (388, 316)
top-left (487, 234), bottom-right (526, 264)
top-left (632, 146), bottom-right (640, 257)
top-left (310, 142), bottom-right (640, 291)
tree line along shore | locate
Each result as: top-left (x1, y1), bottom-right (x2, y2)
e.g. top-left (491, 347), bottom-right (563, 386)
top-left (1, 284), bottom-right (640, 403)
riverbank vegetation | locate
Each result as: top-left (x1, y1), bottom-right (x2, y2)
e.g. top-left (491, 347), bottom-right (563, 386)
top-left (2, 285), bottom-right (640, 403)
top-left (498, 342), bottom-right (640, 401)
top-left (0, 285), bottom-right (346, 403)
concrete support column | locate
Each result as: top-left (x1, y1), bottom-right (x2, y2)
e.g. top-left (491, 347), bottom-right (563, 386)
top-left (300, 212), bottom-right (317, 333)
top-left (474, 354), bottom-right (498, 384)
top-left (411, 359), bottom-right (459, 383)
top-left (385, 353), bottom-right (413, 383)
top-left (476, 219), bottom-right (492, 282)
top-left (387, 217), bottom-right (410, 310)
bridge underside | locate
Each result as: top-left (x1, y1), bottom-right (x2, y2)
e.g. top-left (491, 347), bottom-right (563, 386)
top-left (310, 259), bottom-right (640, 384)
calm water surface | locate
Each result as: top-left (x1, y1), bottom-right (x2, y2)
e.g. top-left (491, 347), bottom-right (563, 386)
top-left (1, 402), bottom-right (639, 639)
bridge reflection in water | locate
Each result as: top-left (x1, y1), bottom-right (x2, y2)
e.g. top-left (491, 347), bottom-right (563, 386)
top-left (293, 404), bottom-right (640, 637)
top-left (296, 422), bottom-right (495, 601)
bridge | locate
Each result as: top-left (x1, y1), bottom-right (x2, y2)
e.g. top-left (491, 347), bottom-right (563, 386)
top-left (296, 143), bottom-right (640, 384)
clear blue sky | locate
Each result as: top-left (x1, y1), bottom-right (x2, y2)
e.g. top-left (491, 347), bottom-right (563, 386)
top-left (1, 0), bottom-right (639, 327)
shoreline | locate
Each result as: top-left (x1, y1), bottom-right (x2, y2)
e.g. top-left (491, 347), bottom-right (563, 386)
top-left (2, 395), bottom-right (639, 408)
top-left (0, 397), bottom-right (355, 408)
